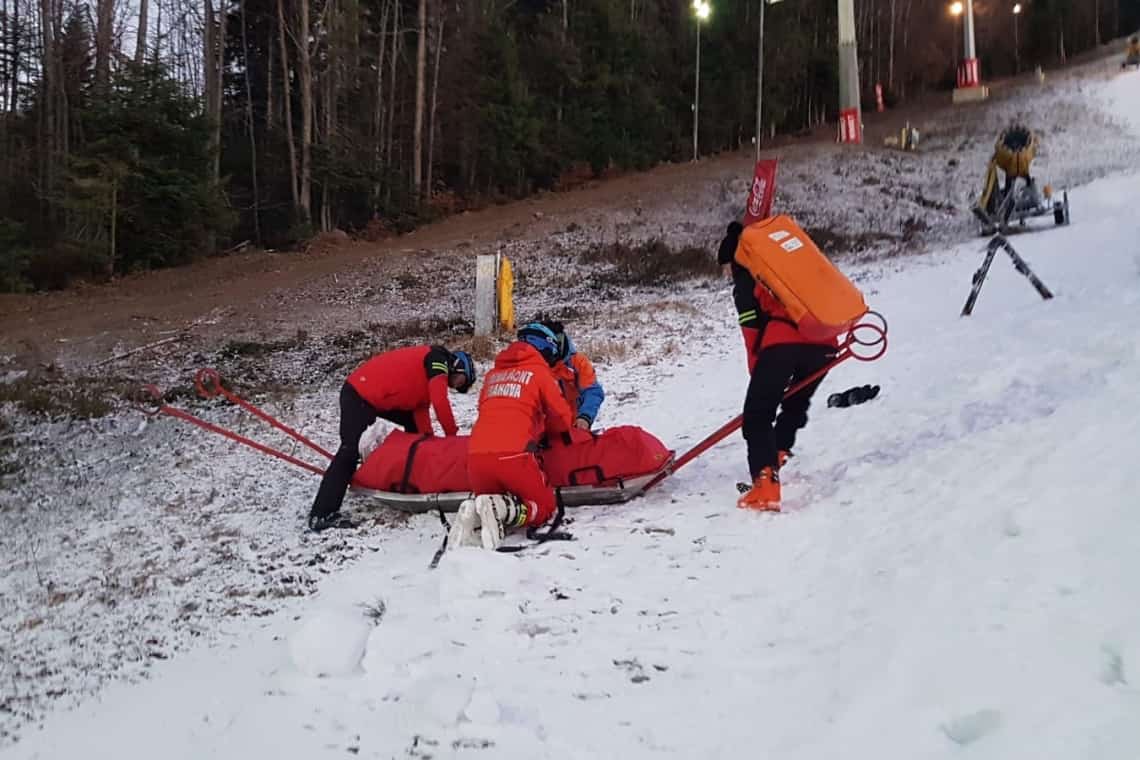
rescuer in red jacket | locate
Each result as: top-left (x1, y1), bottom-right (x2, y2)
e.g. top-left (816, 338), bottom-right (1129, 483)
top-left (308, 345), bottom-right (476, 531)
top-left (452, 323), bottom-right (573, 549)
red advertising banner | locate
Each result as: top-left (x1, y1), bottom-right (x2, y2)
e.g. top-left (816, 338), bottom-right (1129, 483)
top-left (741, 158), bottom-right (779, 227)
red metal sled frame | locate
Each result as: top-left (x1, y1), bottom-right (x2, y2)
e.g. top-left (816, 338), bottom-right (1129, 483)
top-left (361, 461), bottom-right (675, 514)
top-left (637, 314), bottom-right (889, 495)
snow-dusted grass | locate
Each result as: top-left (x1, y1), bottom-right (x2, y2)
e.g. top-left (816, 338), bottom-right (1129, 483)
top-left (2, 68), bottom-right (1140, 754)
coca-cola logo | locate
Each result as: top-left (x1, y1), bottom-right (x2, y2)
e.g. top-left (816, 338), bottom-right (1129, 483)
top-left (748, 177), bottom-right (767, 216)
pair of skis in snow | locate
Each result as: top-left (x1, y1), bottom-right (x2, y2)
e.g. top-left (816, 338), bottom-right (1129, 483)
top-left (961, 206), bottom-right (1054, 317)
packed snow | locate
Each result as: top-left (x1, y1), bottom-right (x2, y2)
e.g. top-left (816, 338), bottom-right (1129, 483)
top-left (4, 66), bottom-right (1140, 759)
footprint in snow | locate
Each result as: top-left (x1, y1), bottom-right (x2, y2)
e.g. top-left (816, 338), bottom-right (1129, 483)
top-left (940, 708), bottom-right (1002, 746)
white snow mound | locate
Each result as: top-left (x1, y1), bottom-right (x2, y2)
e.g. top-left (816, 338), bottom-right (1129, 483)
top-left (288, 609), bottom-right (372, 678)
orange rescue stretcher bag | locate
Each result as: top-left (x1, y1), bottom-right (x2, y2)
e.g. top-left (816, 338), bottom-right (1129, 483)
top-left (734, 215), bottom-right (868, 342)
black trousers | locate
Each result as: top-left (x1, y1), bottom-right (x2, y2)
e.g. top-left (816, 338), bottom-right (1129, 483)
top-left (742, 343), bottom-right (834, 478)
top-left (309, 382), bottom-right (420, 520)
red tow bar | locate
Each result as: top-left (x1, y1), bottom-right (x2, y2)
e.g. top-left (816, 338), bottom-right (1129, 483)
top-left (637, 313), bottom-right (889, 495)
top-left (136, 370), bottom-right (333, 477)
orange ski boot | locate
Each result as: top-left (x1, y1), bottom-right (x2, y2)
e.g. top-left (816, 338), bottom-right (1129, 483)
top-left (777, 450), bottom-right (791, 469)
top-left (736, 467), bottom-right (781, 511)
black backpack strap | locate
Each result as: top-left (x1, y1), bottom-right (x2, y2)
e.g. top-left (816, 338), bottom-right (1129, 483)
top-left (397, 435), bottom-right (431, 494)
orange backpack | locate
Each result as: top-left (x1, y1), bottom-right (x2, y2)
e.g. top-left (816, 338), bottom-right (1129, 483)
top-left (734, 215), bottom-right (868, 342)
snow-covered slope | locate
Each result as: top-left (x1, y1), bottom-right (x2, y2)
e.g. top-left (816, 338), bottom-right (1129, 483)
top-left (9, 72), bottom-right (1140, 760)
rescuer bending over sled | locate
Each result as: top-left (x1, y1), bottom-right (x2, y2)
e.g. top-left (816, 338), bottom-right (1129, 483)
top-left (537, 317), bottom-right (606, 429)
top-left (449, 322), bottom-right (574, 550)
top-left (308, 345), bottom-right (476, 531)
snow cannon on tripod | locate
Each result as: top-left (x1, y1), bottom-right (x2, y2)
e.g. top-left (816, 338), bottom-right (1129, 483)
top-left (971, 124), bottom-right (1070, 236)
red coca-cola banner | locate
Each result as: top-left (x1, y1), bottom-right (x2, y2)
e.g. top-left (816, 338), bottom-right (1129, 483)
top-left (741, 158), bottom-right (779, 227)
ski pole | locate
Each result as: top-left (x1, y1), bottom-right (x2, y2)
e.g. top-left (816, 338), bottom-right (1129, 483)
top-left (136, 385), bottom-right (328, 476)
top-left (638, 317), bottom-right (888, 495)
top-left (194, 368), bottom-right (334, 460)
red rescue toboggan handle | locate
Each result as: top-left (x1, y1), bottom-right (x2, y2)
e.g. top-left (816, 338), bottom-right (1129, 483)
top-left (136, 368), bottom-right (336, 478)
top-left (194, 368), bottom-right (335, 460)
top-left (637, 314), bottom-right (888, 495)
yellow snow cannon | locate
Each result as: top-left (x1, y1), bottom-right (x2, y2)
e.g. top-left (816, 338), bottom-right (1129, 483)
top-left (972, 124), bottom-right (1070, 236)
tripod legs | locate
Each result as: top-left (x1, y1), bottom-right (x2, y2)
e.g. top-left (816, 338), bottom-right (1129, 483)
top-left (960, 234), bottom-right (1053, 317)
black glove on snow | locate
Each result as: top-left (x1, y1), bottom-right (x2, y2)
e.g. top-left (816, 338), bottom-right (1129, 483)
top-left (827, 384), bottom-right (881, 409)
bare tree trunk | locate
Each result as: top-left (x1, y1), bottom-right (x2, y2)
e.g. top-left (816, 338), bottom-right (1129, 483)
top-left (426, 6), bottom-right (443, 200)
top-left (8, 0), bottom-right (19, 115)
top-left (372, 0), bottom-right (389, 210)
top-left (94, 0), bottom-right (114, 86)
top-left (204, 0), bottom-right (216, 166)
top-left (276, 0), bottom-right (299, 211)
top-left (38, 0), bottom-right (54, 196)
top-left (266, 20), bottom-right (275, 130)
top-left (556, 0), bottom-right (566, 127)
top-left (384, 0), bottom-right (399, 175)
top-left (888, 0), bottom-right (896, 90)
top-left (1058, 18), bottom-right (1066, 63)
top-left (1093, 0), bottom-right (1100, 47)
top-left (412, 0), bottom-right (426, 199)
top-left (135, 0), bottom-right (148, 63)
top-left (298, 0), bottom-right (312, 220)
top-left (5, 0), bottom-right (17, 114)
top-left (321, 0), bottom-right (334, 232)
top-left (153, 0), bottom-right (161, 63)
top-left (240, 0), bottom-right (261, 244)
top-left (900, 0), bottom-right (912, 98)
top-left (214, 0), bottom-right (225, 181)
top-left (1, 0), bottom-right (7, 114)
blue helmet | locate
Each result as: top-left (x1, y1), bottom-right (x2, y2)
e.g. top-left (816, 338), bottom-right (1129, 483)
top-left (517, 322), bottom-right (561, 366)
top-left (538, 318), bottom-right (570, 361)
top-left (450, 350), bottom-right (476, 393)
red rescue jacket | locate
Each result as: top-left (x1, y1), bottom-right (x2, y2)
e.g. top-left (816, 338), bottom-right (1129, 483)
top-left (346, 345), bottom-right (459, 436)
top-left (469, 342), bottom-right (573, 455)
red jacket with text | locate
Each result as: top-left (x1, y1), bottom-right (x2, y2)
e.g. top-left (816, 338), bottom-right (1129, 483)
top-left (469, 342), bottom-right (573, 455)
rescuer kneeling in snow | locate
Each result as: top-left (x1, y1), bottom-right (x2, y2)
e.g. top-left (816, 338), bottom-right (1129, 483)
top-left (449, 322), bottom-right (574, 550)
top-left (308, 345), bottom-right (475, 532)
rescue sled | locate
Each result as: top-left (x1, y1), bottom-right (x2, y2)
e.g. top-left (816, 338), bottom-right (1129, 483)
top-left (135, 369), bottom-right (675, 513)
top-left (352, 424), bottom-right (674, 513)
top-left (359, 470), bottom-right (667, 514)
